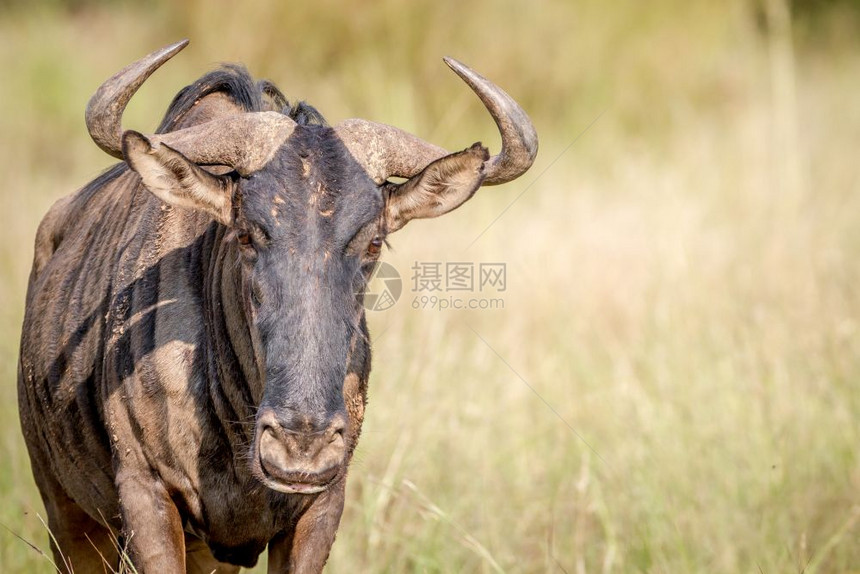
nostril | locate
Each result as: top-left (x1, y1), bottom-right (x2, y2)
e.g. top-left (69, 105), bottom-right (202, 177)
top-left (260, 425), bottom-right (276, 445)
top-left (259, 426), bottom-right (291, 472)
top-left (327, 415), bottom-right (347, 444)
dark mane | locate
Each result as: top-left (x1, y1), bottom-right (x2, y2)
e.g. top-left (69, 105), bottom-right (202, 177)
top-left (156, 64), bottom-right (327, 133)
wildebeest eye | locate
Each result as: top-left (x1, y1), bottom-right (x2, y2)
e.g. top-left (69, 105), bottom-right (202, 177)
top-left (367, 236), bottom-right (383, 257)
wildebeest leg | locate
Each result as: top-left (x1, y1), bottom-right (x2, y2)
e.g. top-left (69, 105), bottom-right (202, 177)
top-left (35, 471), bottom-right (118, 572)
top-left (267, 480), bottom-right (346, 574)
top-left (185, 533), bottom-right (240, 574)
top-left (116, 470), bottom-right (186, 571)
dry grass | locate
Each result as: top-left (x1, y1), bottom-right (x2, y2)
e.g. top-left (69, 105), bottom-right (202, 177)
top-left (1, 0), bottom-right (858, 572)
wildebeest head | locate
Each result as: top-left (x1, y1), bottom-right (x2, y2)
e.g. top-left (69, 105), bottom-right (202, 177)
top-left (85, 40), bottom-right (537, 494)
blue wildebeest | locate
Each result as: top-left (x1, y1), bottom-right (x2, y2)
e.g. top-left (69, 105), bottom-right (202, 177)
top-left (18, 40), bottom-right (536, 573)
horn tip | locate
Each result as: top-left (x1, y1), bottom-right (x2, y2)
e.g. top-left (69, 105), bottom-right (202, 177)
top-left (442, 56), bottom-right (488, 89)
top-left (442, 56), bottom-right (467, 74)
top-left (145, 40), bottom-right (190, 66)
top-left (163, 39), bottom-right (190, 58)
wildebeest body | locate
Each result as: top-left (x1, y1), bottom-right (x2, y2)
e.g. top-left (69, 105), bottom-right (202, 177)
top-left (19, 42), bottom-right (536, 572)
top-left (21, 69), bottom-right (369, 567)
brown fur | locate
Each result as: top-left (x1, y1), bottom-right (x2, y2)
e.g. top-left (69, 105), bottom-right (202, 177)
top-left (17, 90), bottom-right (367, 572)
top-left (19, 64), bottom-right (494, 573)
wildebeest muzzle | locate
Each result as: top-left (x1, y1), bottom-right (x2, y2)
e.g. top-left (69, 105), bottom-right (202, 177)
top-left (253, 406), bottom-right (347, 494)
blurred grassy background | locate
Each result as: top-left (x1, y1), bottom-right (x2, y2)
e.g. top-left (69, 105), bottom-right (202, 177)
top-left (1, 0), bottom-right (859, 572)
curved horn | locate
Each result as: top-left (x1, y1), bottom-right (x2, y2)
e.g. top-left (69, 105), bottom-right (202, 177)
top-left (443, 58), bottom-right (538, 185)
top-left (334, 58), bottom-right (537, 186)
top-left (135, 111), bottom-right (297, 176)
top-left (334, 119), bottom-right (447, 184)
top-left (90, 40), bottom-right (296, 174)
top-left (86, 40), bottom-right (189, 158)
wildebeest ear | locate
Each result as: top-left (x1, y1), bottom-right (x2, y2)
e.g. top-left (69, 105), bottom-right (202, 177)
top-left (122, 130), bottom-right (234, 226)
top-left (383, 143), bottom-right (489, 233)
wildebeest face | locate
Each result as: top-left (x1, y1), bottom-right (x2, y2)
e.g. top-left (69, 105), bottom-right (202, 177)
top-left (234, 127), bottom-right (383, 493)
